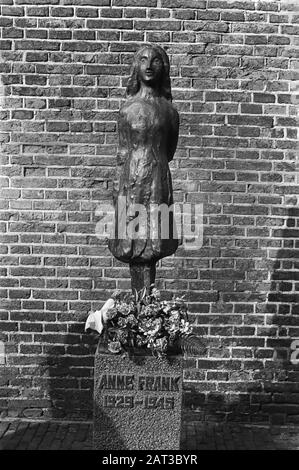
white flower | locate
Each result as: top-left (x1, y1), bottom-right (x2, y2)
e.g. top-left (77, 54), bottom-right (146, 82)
top-left (180, 319), bottom-right (192, 335)
top-left (162, 302), bottom-right (171, 314)
top-left (85, 298), bottom-right (115, 335)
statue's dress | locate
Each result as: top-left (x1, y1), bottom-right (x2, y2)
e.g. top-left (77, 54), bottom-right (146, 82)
top-left (108, 95), bottom-right (179, 264)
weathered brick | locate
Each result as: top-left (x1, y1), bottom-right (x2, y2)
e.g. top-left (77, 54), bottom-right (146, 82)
top-left (27, 7), bottom-right (49, 16)
top-left (2, 28), bottom-right (24, 39)
top-left (161, 0), bottom-right (205, 7)
top-left (113, 0), bottom-right (156, 5)
top-left (2, 6), bottom-right (24, 16)
top-left (11, 110), bottom-right (34, 120)
top-left (76, 7), bottom-right (98, 17)
top-left (221, 11), bottom-right (244, 22)
top-left (135, 20), bottom-right (181, 31)
top-left (87, 19), bottom-right (132, 29)
top-left (124, 8), bottom-right (146, 18)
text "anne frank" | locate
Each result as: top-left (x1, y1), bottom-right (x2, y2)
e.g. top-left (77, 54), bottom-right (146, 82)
top-left (98, 374), bottom-right (181, 392)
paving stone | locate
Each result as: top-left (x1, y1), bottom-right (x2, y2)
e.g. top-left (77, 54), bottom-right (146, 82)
top-left (0, 420), bottom-right (299, 450)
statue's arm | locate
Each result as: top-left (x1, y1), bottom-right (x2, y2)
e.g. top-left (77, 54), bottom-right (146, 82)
top-left (116, 113), bottom-right (128, 166)
top-left (112, 113), bottom-right (128, 202)
top-left (167, 107), bottom-right (179, 162)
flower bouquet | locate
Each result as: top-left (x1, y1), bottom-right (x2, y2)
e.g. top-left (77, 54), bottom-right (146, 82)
top-left (85, 287), bottom-right (206, 358)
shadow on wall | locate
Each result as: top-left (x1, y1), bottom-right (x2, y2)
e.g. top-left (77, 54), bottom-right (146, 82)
top-left (45, 328), bottom-right (98, 421)
top-left (46, 207), bottom-right (299, 426)
top-left (264, 206), bottom-right (299, 425)
top-left (184, 207), bottom-right (299, 425)
top-left (8, 204), bottom-right (296, 425)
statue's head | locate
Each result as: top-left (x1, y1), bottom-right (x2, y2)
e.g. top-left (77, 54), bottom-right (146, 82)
top-left (126, 44), bottom-right (172, 101)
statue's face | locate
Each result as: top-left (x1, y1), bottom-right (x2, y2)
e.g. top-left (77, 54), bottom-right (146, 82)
top-left (137, 47), bottom-right (163, 87)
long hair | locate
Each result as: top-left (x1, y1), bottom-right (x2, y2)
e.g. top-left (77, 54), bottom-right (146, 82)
top-left (126, 44), bottom-right (172, 102)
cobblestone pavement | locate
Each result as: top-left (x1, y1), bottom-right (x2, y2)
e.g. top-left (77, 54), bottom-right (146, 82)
top-left (0, 420), bottom-right (299, 450)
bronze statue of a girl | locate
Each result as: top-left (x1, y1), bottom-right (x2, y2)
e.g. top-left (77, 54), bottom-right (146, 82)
top-left (108, 44), bottom-right (179, 293)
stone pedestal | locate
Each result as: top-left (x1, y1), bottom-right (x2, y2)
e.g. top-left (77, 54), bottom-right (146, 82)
top-left (93, 344), bottom-right (183, 450)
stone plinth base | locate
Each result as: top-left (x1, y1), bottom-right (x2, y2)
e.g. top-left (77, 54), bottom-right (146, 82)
top-left (93, 345), bottom-right (183, 450)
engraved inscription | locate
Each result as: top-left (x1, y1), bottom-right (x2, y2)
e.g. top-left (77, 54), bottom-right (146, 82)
top-left (144, 396), bottom-right (175, 409)
top-left (103, 395), bottom-right (134, 408)
top-left (98, 374), bottom-right (134, 390)
top-left (98, 374), bottom-right (181, 392)
top-left (138, 375), bottom-right (180, 391)
top-left (100, 373), bottom-right (180, 409)
top-left (103, 395), bottom-right (175, 409)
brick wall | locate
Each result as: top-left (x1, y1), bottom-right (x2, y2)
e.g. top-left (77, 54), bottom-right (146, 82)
top-left (0, 0), bottom-right (298, 424)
